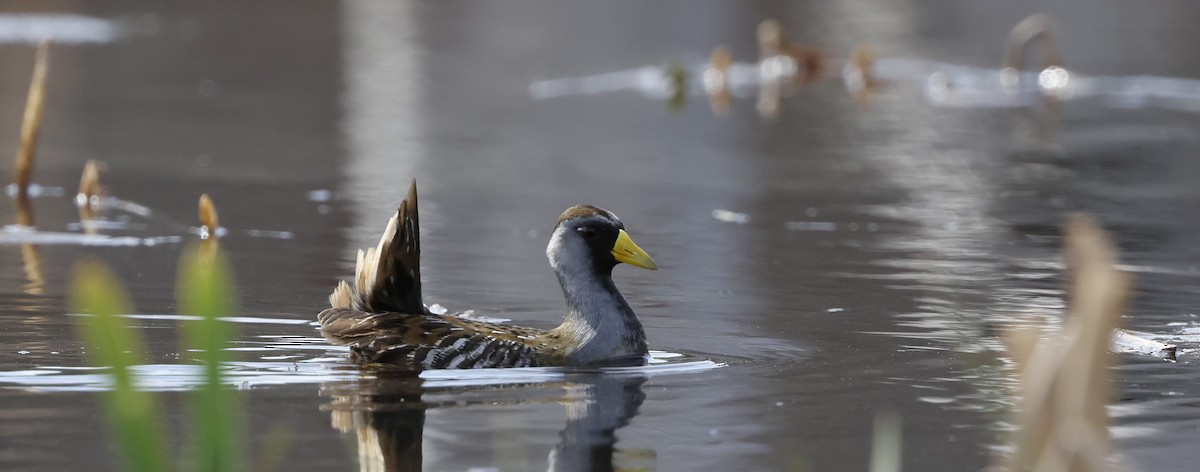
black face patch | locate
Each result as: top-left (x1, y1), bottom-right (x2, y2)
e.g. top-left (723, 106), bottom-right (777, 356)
top-left (560, 212), bottom-right (623, 273)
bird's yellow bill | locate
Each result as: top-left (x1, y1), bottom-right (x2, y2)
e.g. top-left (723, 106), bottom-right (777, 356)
top-left (612, 229), bottom-right (657, 270)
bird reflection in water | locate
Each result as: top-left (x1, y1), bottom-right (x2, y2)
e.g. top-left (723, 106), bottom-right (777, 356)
top-left (322, 371), bottom-right (652, 472)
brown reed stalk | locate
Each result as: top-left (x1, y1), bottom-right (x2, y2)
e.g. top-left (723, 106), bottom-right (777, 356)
top-left (14, 41), bottom-right (50, 197)
top-left (199, 194), bottom-right (220, 235)
top-left (1000, 214), bottom-right (1130, 472)
top-left (707, 45), bottom-right (733, 116)
top-left (198, 194), bottom-right (220, 261)
top-left (77, 160), bottom-right (106, 224)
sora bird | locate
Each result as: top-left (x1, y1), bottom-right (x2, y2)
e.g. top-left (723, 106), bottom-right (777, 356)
top-left (317, 181), bottom-right (658, 369)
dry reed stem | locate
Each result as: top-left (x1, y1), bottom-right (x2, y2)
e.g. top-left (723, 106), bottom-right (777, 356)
top-left (757, 20), bottom-right (786, 60)
top-left (846, 42), bottom-right (879, 104)
top-left (1003, 14), bottom-right (1063, 71)
top-left (198, 194), bottom-right (220, 261)
top-left (14, 41), bottom-right (50, 197)
top-left (756, 19), bottom-right (828, 86)
top-left (198, 194), bottom-right (219, 236)
top-left (1002, 14), bottom-right (1066, 142)
top-left (707, 45), bottom-right (733, 116)
top-left (77, 160), bottom-right (106, 224)
top-left (754, 19), bottom-right (834, 119)
top-left (1001, 214), bottom-right (1129, 472)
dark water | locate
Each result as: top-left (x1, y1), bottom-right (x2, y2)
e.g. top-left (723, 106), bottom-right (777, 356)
top-left (4, 1), bottom-right (1200, 470)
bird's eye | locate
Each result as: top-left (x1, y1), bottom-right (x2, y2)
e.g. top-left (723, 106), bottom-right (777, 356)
top-left (576, 226), bottom-right (599, 240)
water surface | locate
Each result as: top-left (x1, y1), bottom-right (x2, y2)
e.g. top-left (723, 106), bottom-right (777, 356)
top-left (4, 1), bottom-right (1200, 471)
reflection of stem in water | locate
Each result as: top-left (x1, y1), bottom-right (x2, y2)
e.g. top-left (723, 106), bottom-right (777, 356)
top-left (325, 373), bottom-right (651, 472)
top-left (20, 243), bottom-right (45, 295)
top-left (15, 194), bottom-right (44, 295)
top-left (15, 192), bottom-right (33, 227)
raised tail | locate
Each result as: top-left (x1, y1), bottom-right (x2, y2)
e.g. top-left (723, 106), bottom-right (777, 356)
top-left (327, 179), bottom-right (425, 314)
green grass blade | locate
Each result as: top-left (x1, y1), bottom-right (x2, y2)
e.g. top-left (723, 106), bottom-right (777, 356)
top-left (178, 246), bottom-right (244, 472)
top-left (71, 260), bottom-right (169, 472)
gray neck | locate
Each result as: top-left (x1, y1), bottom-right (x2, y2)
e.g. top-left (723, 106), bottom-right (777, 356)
top-left (551, 265), bottom-right (647, 366)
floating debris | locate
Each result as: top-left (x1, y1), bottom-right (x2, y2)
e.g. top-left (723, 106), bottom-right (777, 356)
top-left (530, 15), bottom-right (1200, 120)
top-left (711, 209), bottom-right (750, 225)
top-left (529, 66), bottom-right (677, 100)
top-left (453, 310), bottom-right (511, 324)
top-left (306, 189), bottom-right (333, 202)
top-left (105, 197), bottom-right (153, 218)
top-left (784, 221), bottom-right (836, 231)
top-left (66, 219), bottom-right (148, 232)
top-left (244, 229), bottom-right (294, 240)
top-left (0, 227), bottom-right (182, 247)
top-left (1111, 328), bottom-right (1176, 360)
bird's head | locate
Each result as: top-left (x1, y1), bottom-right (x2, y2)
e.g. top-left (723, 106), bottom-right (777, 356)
top-left (547, 205), bottom-right (657, 275)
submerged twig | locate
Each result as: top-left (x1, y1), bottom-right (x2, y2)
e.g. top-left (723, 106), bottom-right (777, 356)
top-left (1001, 214), bottom-right (1129, 472)
top-left (14, 41), bottom-right (50, 197)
